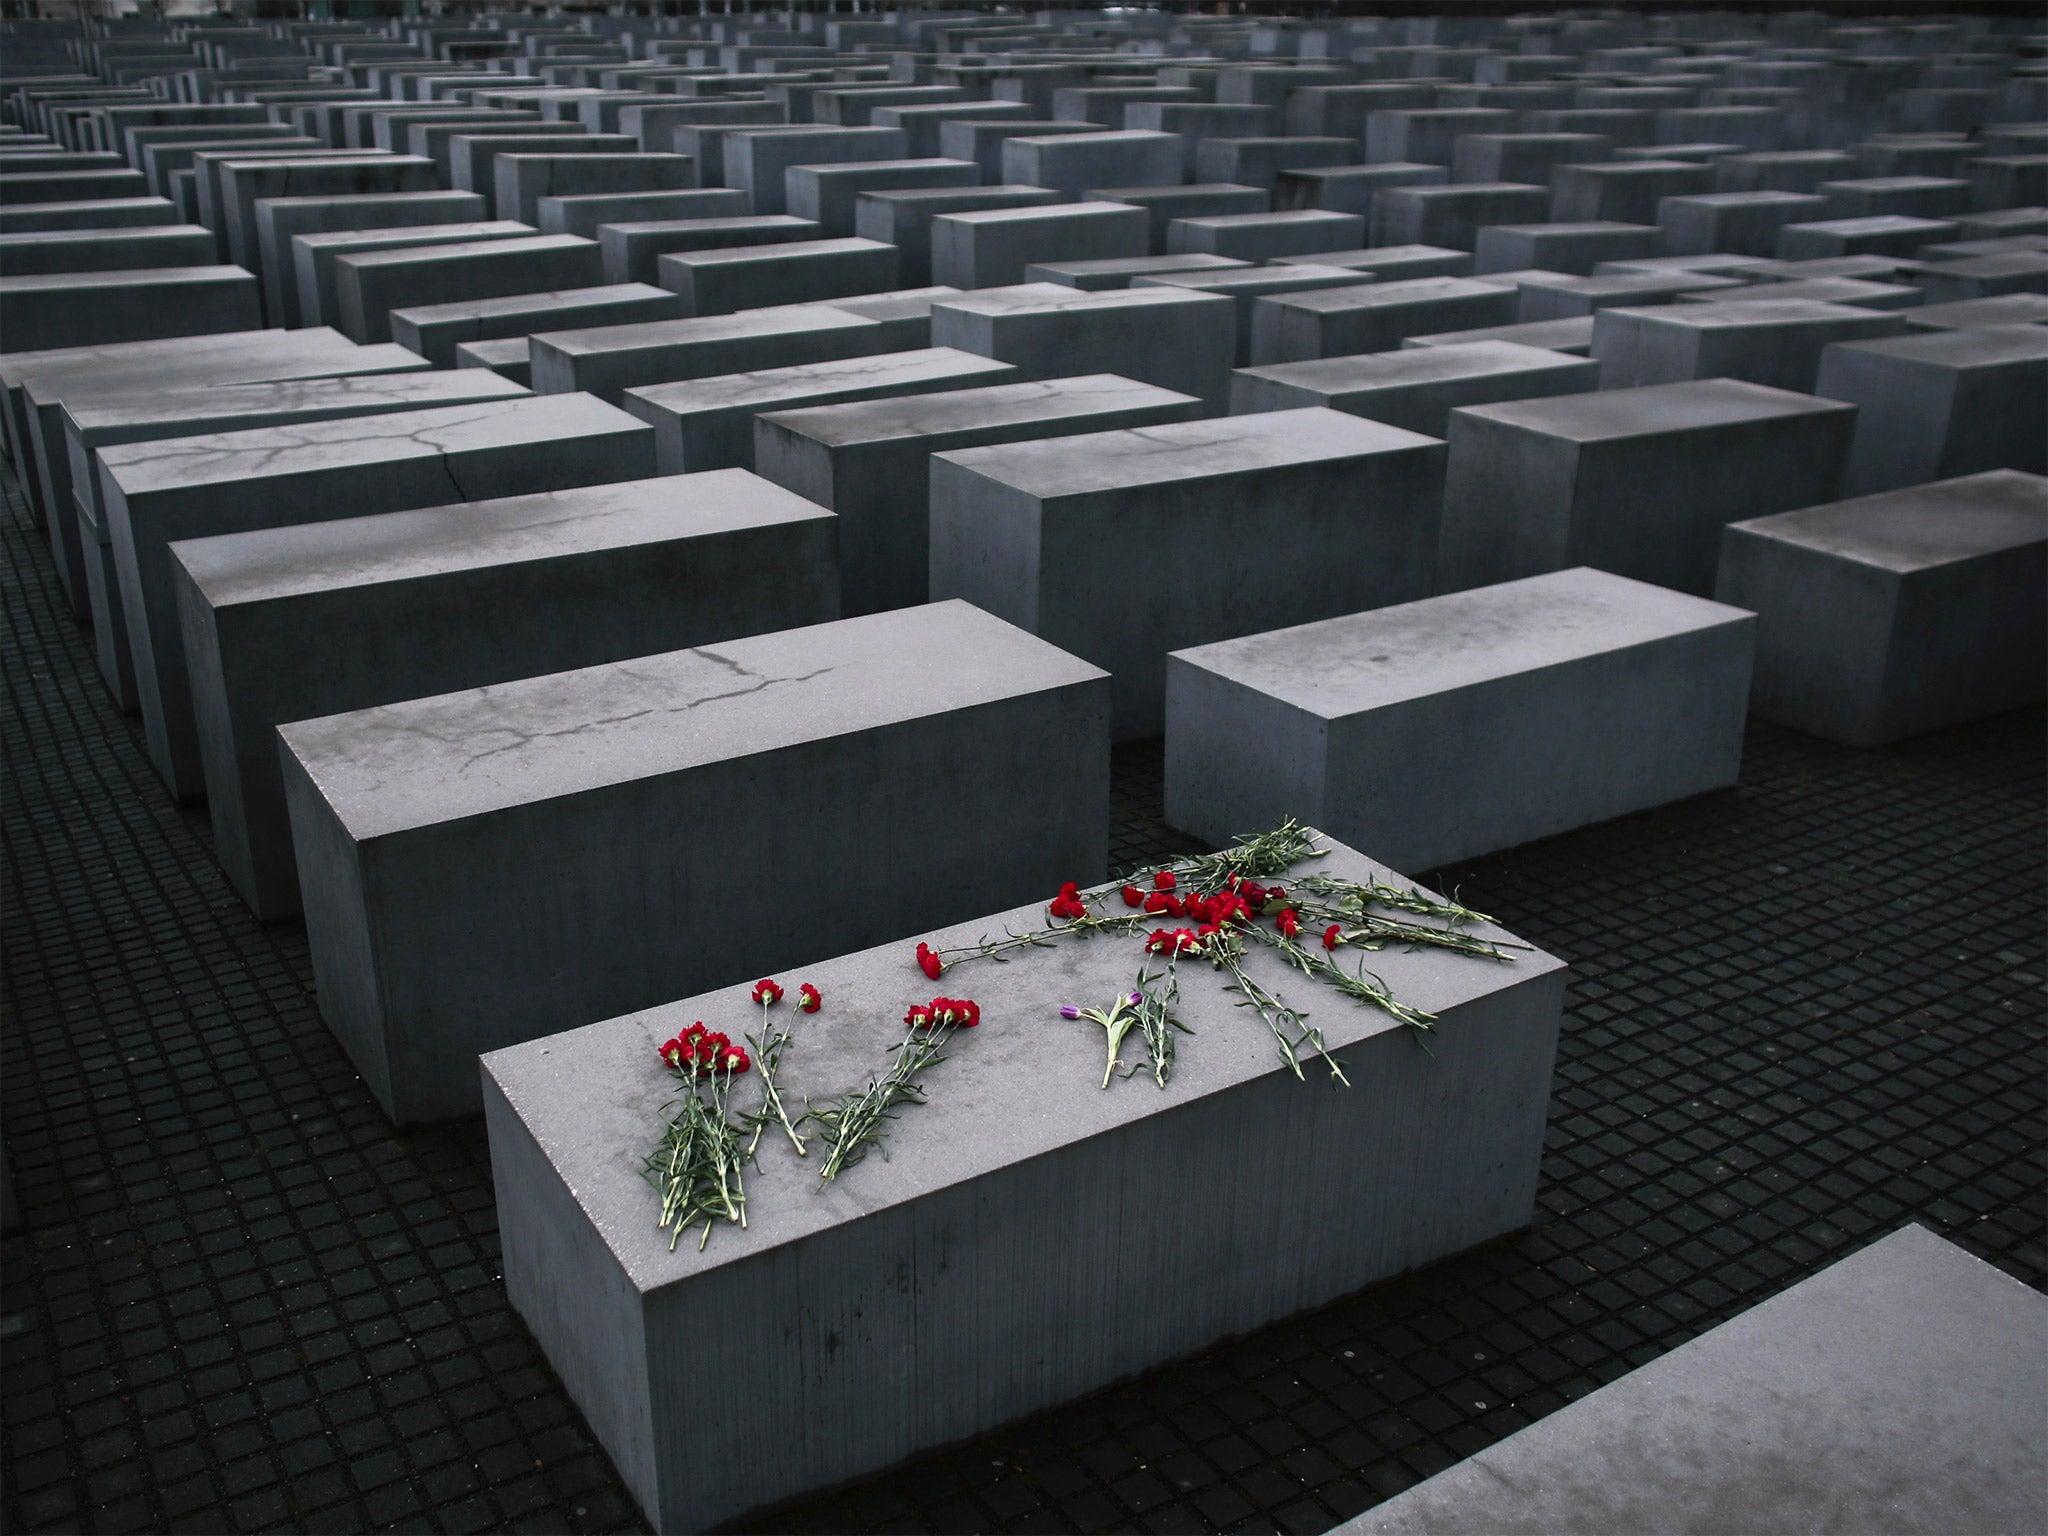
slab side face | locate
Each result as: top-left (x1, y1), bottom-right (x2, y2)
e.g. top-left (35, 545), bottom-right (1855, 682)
top-left (1348, 1225), bottom-right (2048, 1536)
top-left (481, 834), bottom-right (1566, 1532)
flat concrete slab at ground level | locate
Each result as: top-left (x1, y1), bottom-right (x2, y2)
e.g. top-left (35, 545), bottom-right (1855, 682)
top-left (1335, 1225), bottom-right (2047, 1535)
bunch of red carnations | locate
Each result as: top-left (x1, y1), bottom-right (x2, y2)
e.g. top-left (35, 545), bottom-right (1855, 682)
top-left (648, 1022), bottom-right (755, 1251)
top-left (812, 992), bottom-right (983, 1182)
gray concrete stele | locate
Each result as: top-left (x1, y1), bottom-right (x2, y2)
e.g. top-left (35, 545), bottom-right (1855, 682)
top-left (483, 831), bottom-right (1565, 1533)
top-left (1164, 568), bottom-right (1754, 873)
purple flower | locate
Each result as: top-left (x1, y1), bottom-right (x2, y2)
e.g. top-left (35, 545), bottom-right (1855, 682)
top-left (1127, 992), bottom-right (1144, 1006)
top-left (1059, 1005), bottom-right (1082, 1020)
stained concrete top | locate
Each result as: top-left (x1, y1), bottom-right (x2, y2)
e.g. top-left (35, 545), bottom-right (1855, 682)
top-left (0, 264), bottom-right (253, 295)
top-left (1786, 214), bottom-right (1956, 237)
top-left (389, 282), bottom-right (674, 323)
top-left (97, 392), bottom-right (641, 497)
top-left (481, 830), bottom-right (1564, 1294)
top-left (939, 285), bottom-right (1226, 323)
top-left (1264, 277), bottom-right (1507, 316)
top-left (1336, 1224), bottom-right (2047, 1536)
top-left (1133, 264), bottom-right (1375, 296)
top-left (289, 220), bottom-right (531, 255)
top-left (1, 326), bottom-right (304, 387)
top-left (1725, 469), bottom-right (2048, 573)
top-left (531, 304), bottom-right (872, 360)
top-left (173, 470), bottom-right (832, 607)
top-left (759, 373), bottom-right (1196, 449)
top-left (1603, 297), bottom-right (1907, 331)
top-left (1906, 293), bottom-right (2048, 329)
top-left (1274, 245), bottom-right (1469, 269)
top-left (936, 198), bottom-right (1141, 228)
top-left (65, 369), bottom-right (528, 443)
top-left (1170, 567), bottom-right (1752, 717)
top-left (1822, 320), bottom-right (2048, 368)
top-left (336, 232), bottom-right (592, 273)
top-left (1239, 340), bottom-right (1595, 394)
top-left (936, 406), bottom-right (1439, 499)
top-left (625, 347), bottom-right (1011, 415)
top-left (1683, 276), bottom-right (1922, 307)
top-left (1403, 316), bottom-right (1595, 352)
top-left (659, 235), bottom-right (890, 272)
top-left (1025, 253), bottom-right (1248, 284)
top-left (24, 342), bottom-right (428, 412)
top-left (278, 599), bottom-right (1108, 840)
top-left (1455, 376), bottom-right (1851, 442)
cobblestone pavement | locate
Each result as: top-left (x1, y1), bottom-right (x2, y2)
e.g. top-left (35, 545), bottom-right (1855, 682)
top-left (4, 457), bottom-right (2042, 1534)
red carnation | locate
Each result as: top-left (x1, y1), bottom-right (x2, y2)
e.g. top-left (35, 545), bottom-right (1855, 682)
top-left (722, 1046), bottom-right (751, 1075)
top-left (681, 1022), bottom-right (708, 1044)
top-left (1121, 884), bottom-right (1144, 908)
top-left (1059, 881), bottom-right (1081, 900)
top-left (1239, 881), bottom-right (1268, 907)
top-left (1323, 923), bottom-right (1344, 951)
top-left (905, 1002), bottom-right (933, 1028)
top-left (1173, 928), bottom-right (1204, 955)
top-left (1267, 887), bottom-right (1287, 905)
top-left (954, 998), bottom-right (980, 1028)
top-left (1049, 894), bottom-right (1087, 921)
top-left (1144, 928), bottom-right (1176, 955)
top-left (659, 1037), bottom-right (685, 1068)
top-left (751, 978), bottom-right (784, 1006)
top-left (1153, 870), bottom-right (1176, 891)
top-left (1276, 908), bottom-right (1301, 939)
top-left (1143, 891), bottom-right (1170, 915)
top-left (916, 942), bottom-right (943, 980)
top-left (798, 982), bottom-right (822, 1013)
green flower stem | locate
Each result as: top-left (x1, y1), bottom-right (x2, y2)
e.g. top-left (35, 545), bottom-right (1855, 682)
top-left (815, 1022), bottom-right (956, 1183)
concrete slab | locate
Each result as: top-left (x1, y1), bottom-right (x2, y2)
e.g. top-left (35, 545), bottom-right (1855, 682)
top-left (527, 305), bottom-right (904, 403)
top-left (930, 200), bottom-right (1149, 289)
top-left (483, 829), bottom-right (1563, 1532)
top-left (657, 236), bottom-right (899, 318)
top-left (99, 393), bottom-right (656, 800)
top-left (1339, 1225), bottom-right (2047, 1536)
top-left (390, 283), bottom-right (685, 369)
top-left (1814, 324), bottom-right (2048, 495)
top-left (336, 233), bottom-right (603, 344)
top-left (930, 407), bottom-right (1445, 737)
top-left (1439, 378), bottom-right (1855, 596)
top-left (1131, 265), bottom-right (1377, 367)
top-left (1165, 568), bottom-right (1753, 871)
top-left (1593, 298), bottom-right (1912, 393)
top-left (290, 219), bottom-right (534, 330)
top-left (253, 190), bottom-right (490, 326)
top-left (0, 265), bottom-right (261, 356)
top-left (1249, 277), bottom-right (1520, 366)
top-left (1231, 341), bottom-right (1601, 438)
top-left (597, 216), bottom-right (821, 287)
top-left (754, 373), bottom-right (1199, 616)
top-left (1716, 469), bottom-right (2047, 746)
top-left (286, 599), bottom-right (1112, 1123)
top-left (173, 471), bottom-right (839, 919)
top-left (534, 188), bottom-right (746, 240)
top-left (492, 151), bottom-right (696, 227)
top-left (853, 184), bottom-right (1062, 286)
top-left (932, 284), bottom-right (1237, 409)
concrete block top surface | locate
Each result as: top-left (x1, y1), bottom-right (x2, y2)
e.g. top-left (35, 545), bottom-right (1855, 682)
top-left (278, 599), bottom-right (1107, 842)
top-left (1344, 1224), bottom-right (2047, 1536)
top-left (626, 347), bottom-right (1010, 414)
top-left (1240, 340), bottom-right (1594, 392)
top-left (97, 392), bottom-right (638, 496)
top-left (533, 303), bottom-right (873, 359)
top-left (1611, 297), bottom-right (1909, 332)
top-left (482, 829), bottom-right (1564, 1295)
top-left (760, 373), bottom-right (1197, 449)
top-left (1725, 469), bottom-right (2048, 574)
top-left (63, 369), bottom-right (526, 438)
top-left (1457, 376), bottom-right (1851, 443)
top-left (1170, 567), bottom-right (1751, 718)
top-left (940, 198), bottom-right (1138, 229)
top-left (171, 470), bottom-right (832, 608)
top-left (0, 264), bottom-right (253, 295)
top-left (1824, 321), bottom-right (2048, 368)
top-left (1269, 277), bottom-right (1506, 316)
top-left (936, 406), bottom-right (1439, 499)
